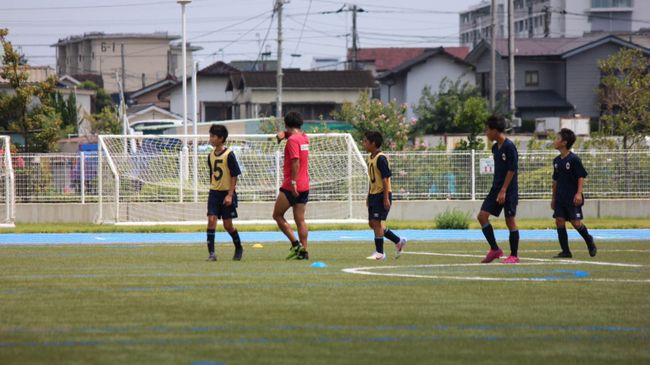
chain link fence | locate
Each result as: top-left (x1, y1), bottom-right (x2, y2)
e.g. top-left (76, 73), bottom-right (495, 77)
top-left (9, 150), bottom-right (650, 203)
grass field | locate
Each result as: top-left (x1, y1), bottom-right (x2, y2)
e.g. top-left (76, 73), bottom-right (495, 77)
top-left (1, 239), bottom-right (649, 364)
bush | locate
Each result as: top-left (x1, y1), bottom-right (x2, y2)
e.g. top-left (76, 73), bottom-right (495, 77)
top-left (435, 209), bottom-right (471, 229)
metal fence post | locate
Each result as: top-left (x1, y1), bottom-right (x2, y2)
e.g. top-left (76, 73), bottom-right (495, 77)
top-left (471, 149), bottom-right (476, 201)
top-left (80, 152), bottom-right (85, 204)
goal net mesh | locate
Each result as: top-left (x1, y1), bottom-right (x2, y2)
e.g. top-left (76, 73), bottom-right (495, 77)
top-left (98, 133), bottom-right (368, 224)
top-left (0, 136), bottom-right (15, 226)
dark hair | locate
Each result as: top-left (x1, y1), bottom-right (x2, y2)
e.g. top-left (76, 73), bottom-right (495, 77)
top-left (486, 115), bottom-right (506, 132)
top-left (209, 124), bottom-right (228, 141)
top-left (364, 131), bottom-right (383, 148)
top-left (558, 128), bottom-right (576, 149)
top-left (284, 111), bottom-right (304, 129)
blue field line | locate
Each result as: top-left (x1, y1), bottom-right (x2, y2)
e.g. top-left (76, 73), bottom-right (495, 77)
top-left (0, 229), bottom-right (649, 245)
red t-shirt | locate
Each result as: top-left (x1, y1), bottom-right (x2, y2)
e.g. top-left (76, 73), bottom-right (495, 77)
top-left (281, 133), bottom-right (309, 192)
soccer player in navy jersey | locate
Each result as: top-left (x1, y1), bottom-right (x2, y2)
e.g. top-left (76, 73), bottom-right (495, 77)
top-left (477, 115), bottom-right (520, 264)
top-left (205, 124), bottom-right (243, 261)
top-left (551, 128), bottom-right (597, 258)
top-left (362, 131), bottom-right (407, 260)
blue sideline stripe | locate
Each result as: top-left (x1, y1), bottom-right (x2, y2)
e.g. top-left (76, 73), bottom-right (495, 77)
top-left (1, 229), bottom-right (649, 245)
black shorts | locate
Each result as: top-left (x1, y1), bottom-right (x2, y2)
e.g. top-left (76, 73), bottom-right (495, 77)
top-left (480, 188), bottom-right (518, 218)
top-left (368, 192), bottom-right (391, 221)
top-left (280, 188), bottom-right (309, 206)
top-left (553, 200), bottom-right (584, 221)
top-left (207, 190), bottom-right (238, 219)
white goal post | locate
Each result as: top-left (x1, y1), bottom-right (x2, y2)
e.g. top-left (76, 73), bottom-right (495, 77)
top-left (0, 135), bottom-right (16, 227)
top-left (97, 133), bottom-right (369, 225)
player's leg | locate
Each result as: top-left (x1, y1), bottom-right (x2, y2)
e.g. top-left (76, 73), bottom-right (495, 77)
top-left (292, 202), bottom-right (309, 260)
top-left (366, 219), bottom-right (386, 260)
top-left (223, 219), bottom-right (243, 261)
top-left (478, 208), bottom-right (502, 263)
top-left (206, 215), bottom-right (217, 261)
top-left (570, 218), bottom-right (597, 257)
top-left (554, 215), bottom-right (572, 258)
top-left (272, 191), bottom-right (299, 245)
top-left (502, 215), bottom-right (520, 263)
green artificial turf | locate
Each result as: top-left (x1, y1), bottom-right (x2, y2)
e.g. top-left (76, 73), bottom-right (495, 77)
top-left (1, 240), bottom-right (649, 364)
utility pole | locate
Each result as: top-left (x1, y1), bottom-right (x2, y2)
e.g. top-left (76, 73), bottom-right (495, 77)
top-left (490, 0), bottom-right (496, 110)
top-left (351, 4), bottom-right (358, 70)
top-left (120, 44), bottom-right (126, 93)
top-left (543, 6), bottom-right (550, 37)
top-left (508, 0), bottom-right (516, 116)
top-left (276, 0), bottom-right (284, 118)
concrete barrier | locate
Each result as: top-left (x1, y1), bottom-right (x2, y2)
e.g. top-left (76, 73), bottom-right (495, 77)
top-left (11, 199), bottom-right (650, 224)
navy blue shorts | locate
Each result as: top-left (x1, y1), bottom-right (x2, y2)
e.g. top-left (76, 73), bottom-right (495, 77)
top-left (207, 190), bottom-right (238, 219)
top-left (368, 192), bottom-right (391, 221)
top-left (480, 188), bottom-right (518, 218)
top-left (280, 188), bottom-right (309, 206)
top-left (553, 200), bottom-right (584, 221)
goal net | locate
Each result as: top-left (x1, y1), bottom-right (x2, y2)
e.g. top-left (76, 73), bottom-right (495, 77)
top-left (0, 136), bottom-right (15, 227)
top-left (97, 133), bottom-right (369, 225)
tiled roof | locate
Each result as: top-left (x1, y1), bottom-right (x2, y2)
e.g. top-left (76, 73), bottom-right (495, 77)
top-left (198, 61), bottom-right (239, 76)
top-left (227, 70), bottom-right (376, 90)
top-left (377, 47), bottom-right (473, 80)
top-left (515, 90), bottom-right (573, 109)
top-left (71, 74), bottom-right (104, 88)
top-left (348, 48), bottom-right (426, 72)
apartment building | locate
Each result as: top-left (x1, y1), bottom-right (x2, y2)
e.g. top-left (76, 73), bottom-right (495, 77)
top-left (52, 32), bottom-right (200, 94)
top-left (460, 0), bottom-right (650, 49)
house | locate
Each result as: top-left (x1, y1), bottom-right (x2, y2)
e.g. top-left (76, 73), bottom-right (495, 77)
top-left (127, 75), bottom-right (177, 110)
top-left (376, 47), bottom-right (473, 119)
top-left (126, 104), bottom-right (180, 125)
top-left (347, 47), bottom-right (427, 75)
top-left (52, 32), bottom-right (201, 93)
top-left (1, 65), bottom-right (95, 138)
top-left (163, 61), bottom-right (239, 122)
top-left (225, 69), bottom-right (376, 120)
top-left (465, 34), bottom-right (650, 121)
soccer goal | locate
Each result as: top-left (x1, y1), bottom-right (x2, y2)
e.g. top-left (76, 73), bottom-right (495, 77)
top-left (97, 133), bottom-right (369, 225)
top-left (0, 135), bottom-right (16, 227)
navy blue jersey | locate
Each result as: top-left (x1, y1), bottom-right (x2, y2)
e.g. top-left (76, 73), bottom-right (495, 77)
top-left (553, 152), bottom-right (587, 201)
top-left (491, 138), bottom-right (518, 195)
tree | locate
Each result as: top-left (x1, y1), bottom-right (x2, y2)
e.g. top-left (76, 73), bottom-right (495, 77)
top-left (0, 28), bottom-right (62, 152)
top-left (79, 80), bottom-right (113, 113)
top-left (453, 96), bottom-right (490, 150)
top-left (89, 106), bottom-right (121, 134)
top-left (597, 47), bottom-right (650, 150)
top-left (413, 78), bottom-right (481, 136)
top-left (332, 91), bottom-right (410, 150)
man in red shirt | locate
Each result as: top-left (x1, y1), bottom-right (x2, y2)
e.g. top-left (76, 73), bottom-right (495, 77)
top-left (272, 112), bottom-right (310, 260)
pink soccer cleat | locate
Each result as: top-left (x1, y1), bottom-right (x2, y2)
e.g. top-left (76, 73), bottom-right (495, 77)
top-left (501, 255), bottom-right (520, 264)
top-left (481, 249), bottom-right (503, 263)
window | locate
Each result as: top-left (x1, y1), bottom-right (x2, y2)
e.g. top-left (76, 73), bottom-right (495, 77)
top-left (204, 102), bottom-right (232, 121)
top-left (525, 71), bottom-right (539, 87)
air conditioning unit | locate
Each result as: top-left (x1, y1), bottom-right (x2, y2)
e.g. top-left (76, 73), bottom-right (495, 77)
top-left (510, 117), bottom-right (522, 128)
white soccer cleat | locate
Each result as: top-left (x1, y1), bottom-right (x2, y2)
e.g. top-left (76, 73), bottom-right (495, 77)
top-left (395, 238), bottom-right (407, 258)
top-left (366, 252), bottom-right (386, 260)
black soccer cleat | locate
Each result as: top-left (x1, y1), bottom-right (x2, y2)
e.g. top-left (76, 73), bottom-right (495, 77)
top-left (233, 247), bottom-right (243, 261)
top-left (587, 236), bottom-right (597, 257)
top-left (553, 251), bottom-right (573, 258)
top-left (206, 254), bottom-right (217, 262)
top-left (296, 249), bottom-right (309, 260)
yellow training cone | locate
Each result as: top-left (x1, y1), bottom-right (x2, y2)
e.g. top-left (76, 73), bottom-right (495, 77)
top-left (252, 243), bottom-right (264, 248)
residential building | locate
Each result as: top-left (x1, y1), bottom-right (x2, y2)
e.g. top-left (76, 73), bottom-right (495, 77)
top-left (464, 34), bottom-right (650, 120)
top-left (52, 32), bottom-right (201, 94)
top-left (376, 47), bottom-right (473, 119)
top-left (226, 70), bottom-right (376, 121)
top-left (163, 61), bottom-right (239, 122)
top-left (346, 48), bottom-right (429, 75)
top-left (460, 0), bottom-right (650, 49)
top-left (127, 76), bottom-right (177, 110)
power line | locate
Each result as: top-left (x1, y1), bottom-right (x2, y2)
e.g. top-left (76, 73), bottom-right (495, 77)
top-left (290, 0), bottom-right (313, 66)
top-left (0, 0), bottom-right (214, 11)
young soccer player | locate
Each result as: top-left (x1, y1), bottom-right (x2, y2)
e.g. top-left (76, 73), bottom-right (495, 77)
top-left (477, 115), bottom-right (520, 264)
top-left (362, 131), bottom-right (407, 260)
top-left (272, 112), bottom-right (310, 260)
top-left (551, 128), bottom-right (597, 258)
top-left (205, 124), bottom-right (243, 261)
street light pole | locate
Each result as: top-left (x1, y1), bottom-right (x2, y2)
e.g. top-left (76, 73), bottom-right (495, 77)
top-left (178, 0), bottom-right (191, 199)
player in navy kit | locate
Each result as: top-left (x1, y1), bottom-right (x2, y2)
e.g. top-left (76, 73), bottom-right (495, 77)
top-left (551, 128), bottom-right (597, 258)
top-left (477, 115), bottom-right (520, 264)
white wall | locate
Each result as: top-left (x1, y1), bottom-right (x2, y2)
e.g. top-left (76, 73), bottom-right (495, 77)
top-left (404, 57), bottom-right (475, 119)
top-left (168, 76), bottom-right (231, 122)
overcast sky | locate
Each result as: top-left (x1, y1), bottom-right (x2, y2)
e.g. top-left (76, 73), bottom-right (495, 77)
top-left (1, 0), bottom-right (481, 70)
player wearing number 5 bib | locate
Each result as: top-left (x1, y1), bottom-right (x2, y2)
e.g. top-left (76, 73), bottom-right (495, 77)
top-left (205, 124), bottom-right (243, 262)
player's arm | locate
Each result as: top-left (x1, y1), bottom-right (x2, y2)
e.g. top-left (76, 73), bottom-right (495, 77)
top-left (290, 158), bottom-right (300, 197)
top-left (497, 170), bottom-right (515, 205)
top-left (382, 177), bottom-right (391, 210)
top-left (224, 153), bottom-right (240, 206)
top-left (551, 181), bottom-right (557, 209)
top-left (574, 177), bottom-right (585, 206)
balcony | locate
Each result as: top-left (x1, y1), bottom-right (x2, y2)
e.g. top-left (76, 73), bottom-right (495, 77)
top-left (588, 0), bottom-right (633, 12)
